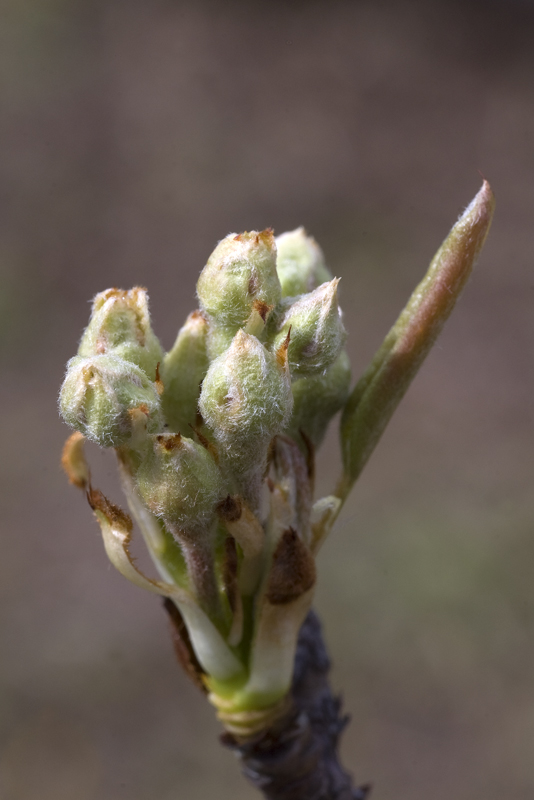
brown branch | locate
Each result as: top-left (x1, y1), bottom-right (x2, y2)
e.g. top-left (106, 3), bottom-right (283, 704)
top-left (221, 611), bottom-right (371, 800)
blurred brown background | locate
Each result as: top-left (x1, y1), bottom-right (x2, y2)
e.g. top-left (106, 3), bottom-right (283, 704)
top-left (1, 0), bottom-right (533, 798)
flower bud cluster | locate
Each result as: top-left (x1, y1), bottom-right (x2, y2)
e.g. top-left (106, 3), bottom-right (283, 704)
top-left (59, 183), bottom-right (496, 741)
top-left (197, 228), bottom-right (348, 492)
top-left (59, 226), bottom-right (351, 737)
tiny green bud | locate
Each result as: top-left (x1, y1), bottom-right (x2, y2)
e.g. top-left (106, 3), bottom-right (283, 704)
top-left (272, 279), bottom-right (346, 377)
top-left (59, 354), bottom-right (163, 447)
top-left (199, 330), bottom-right (293, 490)
top-left (78, 287), bottom-right (163, 378)
top-left (135, 433), bottom-right (224, 534)
top-left (287, 349), bottom-right (351, 448)
top-left (161, 310), bottom-right (209, 433)
top-left (275, 227), bottom-right (332, 297)
top-left (197, 230), bottom-right (281, 332)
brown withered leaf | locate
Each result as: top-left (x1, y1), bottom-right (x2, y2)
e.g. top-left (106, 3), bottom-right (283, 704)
top-left (162, 598), bottom-right (207, 693)
top-left (217, 495), bottom-right (243, 523)
top-left (266, 528), bottom-right (316, 605)
top-left (86, 487), bottom-right (133, 533)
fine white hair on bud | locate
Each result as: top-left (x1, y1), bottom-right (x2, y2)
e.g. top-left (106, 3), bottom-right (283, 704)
top-left (78, 287), bottom-right (163, 379)
top-left (59, 353), bottom-right (163, 447)
top-left (271, 279), bottom-right (346, 377)
top-left (197, 230), bottom-right (281, 332)
top-left (135, 433), bottom-right (224, 534)
top-left (275, 227), bottom-right (332, 297)
top-left (199, 330), bottom-right (293, 492)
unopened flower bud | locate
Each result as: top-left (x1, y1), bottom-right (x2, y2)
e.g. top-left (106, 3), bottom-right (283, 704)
top-left (197, 230), bottom-right (281, 332)
top-left (78, 288), bottom-right (163, 379)
top-left (59, 354), bottom-right (163, 447)
top-left (199, 330), bottom-right (293, 487)
top-left (272, 279), bottom-right (346, 377)
top-left (287, 349), bottom-right (351, 448)
top-left (275, 227), bottom-right (332, 297)
top-left (161, 311), bottom-right (209, 433)
top-left (135, 433), bottom-right (223, 533)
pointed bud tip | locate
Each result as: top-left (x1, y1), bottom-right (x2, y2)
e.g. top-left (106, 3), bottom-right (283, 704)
top-left (444, 179), bottom-right (495, 273)
top-left (456, 178), bottom-right (495, 241)
top-left (275, 326), bottom-right (291, 368)
top-left (462, 179), bottom-right (495, 225)
top-left (320, 277), bottom-right (341, 304)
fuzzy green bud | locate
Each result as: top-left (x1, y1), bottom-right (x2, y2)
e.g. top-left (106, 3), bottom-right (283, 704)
top-left (136, 433), bottom-right (223, 534)
top-left (78, 288), bottom-right (163, 379)
top-left (59, 354), bottom-right (163, 447)
top-left (272, 279), bottom-right (346, 377)
top-left (197, 230), bottom-right (281, 333)
top-left (275, 227), bottom-right (332, 297)
top-left (287, 349), bottom-right (351, 448)
top-left (199, 330), bottom-right (293, 488)
top-left (161, 310), bottom-right (209, 433)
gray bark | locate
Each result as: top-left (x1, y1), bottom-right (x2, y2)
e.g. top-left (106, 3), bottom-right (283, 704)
top-left (221, 611), bottom-right (371, 800)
